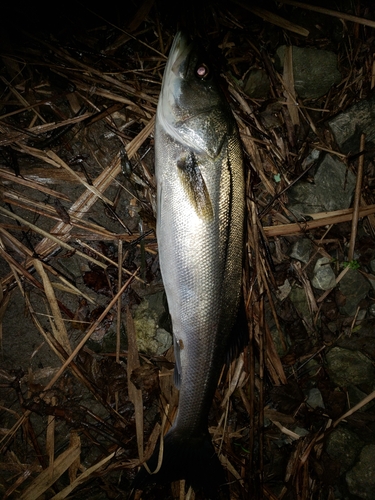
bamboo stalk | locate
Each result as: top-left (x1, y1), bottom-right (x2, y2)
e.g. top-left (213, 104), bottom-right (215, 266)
top-left (0, 168), bottom-right (71, 200)
top-left (0, 206), bottom-right (108, 269)
top-left (1, 117), bottom-right (155, 288)
top-left (281, 1), bottom-right (375, 29)
top-left (232, 1), bottom-right (309, 36)
top-left (19, 443), bottom-right (81, 500)
top-left (41, 269), bottom-right (138, 392)
top-left (348, 134), bottom-right (366, 261)
top-left (50, 451), bottom-right (116, 500)
top-left (263, 204), bottom-right (375, 237)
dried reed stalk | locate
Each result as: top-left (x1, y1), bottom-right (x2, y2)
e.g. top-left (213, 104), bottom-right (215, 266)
top-left (281, 0), bottom-right (375, 29)
top-left (263, 204), bottom-right (375, 237)
top-left (348, 134), bottom-right (366, 261)
top-left (1, 118), bottom-right (155, 288)
top-left (232, 1), bottom-right (309, 36)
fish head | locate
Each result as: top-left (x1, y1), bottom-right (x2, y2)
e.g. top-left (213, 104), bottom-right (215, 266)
top-left (157, 31), bottom-right (234, 158)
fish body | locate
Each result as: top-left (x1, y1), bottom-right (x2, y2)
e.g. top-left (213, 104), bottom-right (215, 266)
top-left (133, 32), bottom-right (245, 497)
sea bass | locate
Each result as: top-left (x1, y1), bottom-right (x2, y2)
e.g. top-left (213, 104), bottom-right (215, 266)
top-left (133, 32), bottom-right (245, 497)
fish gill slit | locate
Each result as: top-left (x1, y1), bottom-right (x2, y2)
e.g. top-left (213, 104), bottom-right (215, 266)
top-left (222, 147), bottom-right (234, 283)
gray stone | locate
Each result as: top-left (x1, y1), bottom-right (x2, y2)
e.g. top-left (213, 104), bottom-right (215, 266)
top-left (328, 96), bottom-right (375, 155)
top-left (243, 69), bottom-right (270, 98)
top-left (327, 321), bottom-right (338, 333)
top-left (289, 285), bottom-right (313, 328)
top-left (275, 45), bottom-right (341, 99)
top-left (339, 269), bottom-right (371, 316)
top-left (270, 323), bottom-right (289, 357)
top-left (346, 445), bottom-right (375, 499)
top-left (260, 101), bottom-right (284, 129)
top-left (306, 388), bottom-right (325, 409)
top-left (368, 276), bottom-right (375, 292)
top-left (337, 318), bottom-right (375, 360)
top-left (290, 238), bottom-right (313, 264)
top-left (326, 427), bottom-right (363, 473)
top-left (276, 279), bottom-right (292, 302)
top-left (312, 257), bottom-right (336, 290)
top-left (313, 155), bottom-right (355, 212)
top-left (347, 385), bottom-right (375, 412)
top-left (134, 292), bottom-right (172, 355)
top-left (288, 154), bottom-right (356, 218)
top-left (304, 358), bottom-right (321, 378)
top-left (302, 148), bottom-right (321, 168)
top-left (326, 347), bottom-right (375, 387)
top-left (356, 309), bottom-right (367, 321)
top-left (293, 426), bottom-right (309, 438)
top-left (154, 328), bottom-right (173, 353)
top-left (266, 303), bottom-right (290, 356)
top-left (369, 303), bottom-right (375, 316)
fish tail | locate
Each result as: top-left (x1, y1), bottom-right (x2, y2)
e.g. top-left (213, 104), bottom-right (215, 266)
top-left (132, 427), bottom-right (228, 498)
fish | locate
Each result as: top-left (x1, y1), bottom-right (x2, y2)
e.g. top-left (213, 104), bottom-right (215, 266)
top-left (133, 31), bottom-right (245, 498)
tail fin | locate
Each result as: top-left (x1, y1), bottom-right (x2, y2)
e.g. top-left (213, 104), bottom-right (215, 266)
top-left (132, 427), bottom-right (228, 499)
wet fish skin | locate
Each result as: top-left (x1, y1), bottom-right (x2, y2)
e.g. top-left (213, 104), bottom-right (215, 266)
top-left (133, 32), bottom-right (245, 497)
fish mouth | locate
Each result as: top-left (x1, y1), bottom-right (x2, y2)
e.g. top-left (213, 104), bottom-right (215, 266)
top-left (163, 32), bottom-right (192, 85)
top-left (169, 32), bottom-right (192, 80)
top-left (158, 32), bottom-right (193, 123)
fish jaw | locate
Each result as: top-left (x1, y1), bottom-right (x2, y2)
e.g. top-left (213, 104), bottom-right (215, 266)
top-left (158, 31), bottom-right (191, 127)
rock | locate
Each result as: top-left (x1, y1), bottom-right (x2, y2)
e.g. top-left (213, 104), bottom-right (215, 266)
top-left (312, 257), bottom-right (336, 290)
top-left (346, 445), bottom-right (375, 499)
top-left (304, 358), bottom-right (321, 378)
top-left (337, 318), bottom-right (375, 360)
top-left (134, 292), bottom-right (172, 355)
top-left (347, 385), bottom-right (375, 412)
top-left (369, 303), bottom-right (375, 316)
top-left (326, 427), bottom-right (363, 473)
top-left (293, 426), bottom-right (309, 438)
top-left (276, 278), bottom-right (292, 301)
top-left (266, 304), bottom-right (289, 356)
top-left (260, 101), bottom-right (284, 129)
top-left (290, 238), bottom-right (313, 264)
top-left (289, 285), bottom-right (313, 329)
top-left (306, 388), bottom-right (324, 409)
top-left (270, 323), bottom-right (289, 357)
top-left (313, 155), bottom-right (356, 211)
top-left (243, 69), bottom-right (270, 98)
top-left (275, 45), bottom-right (341, 99)
top-left (302, 148), bottom-right (321, 169)
top-left (339, 269), bottom-right (371, 316)
top-left (288, 154), bottom-right (356, 218)
top-left (325, 347), bottom-right (375, 388)
top-left (328, 96), bottom-right (375, 155)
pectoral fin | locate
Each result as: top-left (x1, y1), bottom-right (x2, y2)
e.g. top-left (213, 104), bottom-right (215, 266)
top-left (177, 151), bottom-right (213, 220)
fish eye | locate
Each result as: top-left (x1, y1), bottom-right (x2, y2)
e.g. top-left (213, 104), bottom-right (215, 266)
top-left (196, 63), bottom-right (210, 80)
